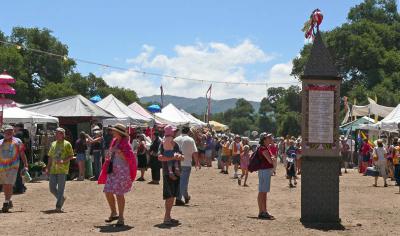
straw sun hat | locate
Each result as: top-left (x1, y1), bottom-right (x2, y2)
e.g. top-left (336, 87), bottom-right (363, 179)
top-left (109, 123), bottom-right (129, 137)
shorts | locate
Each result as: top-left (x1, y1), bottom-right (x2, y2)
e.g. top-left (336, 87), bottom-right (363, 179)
top-left (258, 168), bottom-right (273, 193)
top-left (198, 149), bottom-right (205, 155)
top-left (76, 153), bottom-right (86, 161)
top-left (362, 154), bottom-right (370, 162)
top-left (221, 155), bottom-right (229, 163)
top-left (163, 175), bottom-right (180, 200)
top-left (0, 169), bottom-right (18, 185)
top-left (232, 155), bottom-right (240, 165)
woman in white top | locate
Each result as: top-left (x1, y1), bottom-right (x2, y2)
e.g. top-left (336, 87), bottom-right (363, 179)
top-left (373, 139), bottom-right (388, 187)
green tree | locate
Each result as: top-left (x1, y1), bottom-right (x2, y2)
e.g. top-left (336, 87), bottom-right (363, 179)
top-left (40, 82), bottom-right (78, 99)
top-left (8, 27), bottom-right (76, 102)
top-left (230, 117), bottom-right (252, 135)
top-left (277, 112), bottom-right (301, 137)
top-left (292, 0), bottom-right (400, 106)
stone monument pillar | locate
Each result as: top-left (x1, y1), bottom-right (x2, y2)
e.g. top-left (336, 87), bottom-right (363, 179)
top-left (300, 32), bottom-right (342, 223)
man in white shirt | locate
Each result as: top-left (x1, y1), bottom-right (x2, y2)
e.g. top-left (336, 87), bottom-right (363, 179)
top-left (174, 126), bottom-right (198, 206)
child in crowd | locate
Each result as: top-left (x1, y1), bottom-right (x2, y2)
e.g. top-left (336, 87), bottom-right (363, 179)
top-left (286, 139), bottom-right (298, 178)
top-left (162, 125), bottom-right (180, 180)
top-left (238, 145), bottom-right (250, 187)
top-left (287, 153), bottom-right (297, 187)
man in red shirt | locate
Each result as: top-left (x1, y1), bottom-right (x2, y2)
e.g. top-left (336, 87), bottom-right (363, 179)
top-left (361, 139), bottom-right (372, 174)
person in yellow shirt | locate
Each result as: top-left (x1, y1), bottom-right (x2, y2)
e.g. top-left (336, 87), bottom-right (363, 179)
top-left (392, 139), bottom-right (400, 186)
top-left (46, 127), bottom-right (74, 212)
top-left (220, 136), bottom-right (231, 174)
top-left (230, 135), bottom-right (243, 179)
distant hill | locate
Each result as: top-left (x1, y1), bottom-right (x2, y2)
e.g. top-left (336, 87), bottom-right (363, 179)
top-left (140, 95), bottom-right (260, 115)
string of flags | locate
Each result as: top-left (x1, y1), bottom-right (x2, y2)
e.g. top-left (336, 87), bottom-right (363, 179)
top-left (0, 39), bottom-right (301, 87)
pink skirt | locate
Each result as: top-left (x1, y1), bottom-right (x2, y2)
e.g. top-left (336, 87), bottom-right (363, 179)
top-left (103, 162), bottom-right (132, 195)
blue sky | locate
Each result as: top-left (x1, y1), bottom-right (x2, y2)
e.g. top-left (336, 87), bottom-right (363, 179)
top-left (0, 0), bottom-right (366, 100)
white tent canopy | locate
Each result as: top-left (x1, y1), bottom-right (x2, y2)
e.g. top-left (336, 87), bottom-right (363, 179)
top-left (155, 103), bottom-right (205, 127)
top-left (351, 98), bottom-right (394, 118)
top-left (180, 109), bottom-right (207, 127)
top-left (97, 95), bottom-right (152, 126)
top-left (378, 104), bottom-right (400, 131)
top-left (3, 107), bottom-right (59, 124)
top-left (22, 95), bottom-right (112, 118)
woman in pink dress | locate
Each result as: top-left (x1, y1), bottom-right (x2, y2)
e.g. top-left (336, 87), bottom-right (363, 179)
top-left (98, 123), bottom-right (137, 227)
top-left (238, 145), bottom-right (250, 187)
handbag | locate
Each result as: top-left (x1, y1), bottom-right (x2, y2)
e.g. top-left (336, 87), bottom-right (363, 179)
top-left (107, 153), bottom-right (115, 174)
top-left (248, 147), bottom-right (262, 173)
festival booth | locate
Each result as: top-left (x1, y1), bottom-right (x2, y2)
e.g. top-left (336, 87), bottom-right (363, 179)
top-left (3, 106), bottom-right (59, 163)
top-left (22, 95), bottom-right (113, 144)
top-left (97, 94), bottom-right (153, 127)
top-left (155, 103), bottom-right (204, 127)
top-left (340, 116), bottom-right (375, 134)
top-left (3, 106), bottom-right (59, 124)
top-left (209, 120), bottom-right (229, 132)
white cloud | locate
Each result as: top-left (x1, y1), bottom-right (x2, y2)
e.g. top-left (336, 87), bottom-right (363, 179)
top-left (102, 40), bottom-right (299, 102)
top-left (267, 61), bottom-right (300, 87)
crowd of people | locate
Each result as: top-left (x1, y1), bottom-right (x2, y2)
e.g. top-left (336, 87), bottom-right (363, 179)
top-left (1, 122), bottom-right (399, 227)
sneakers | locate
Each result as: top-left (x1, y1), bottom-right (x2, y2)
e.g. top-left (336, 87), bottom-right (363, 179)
top-left (184, 195), bottom-right (191, 204)
top-left (2, 202), bottom-right (11, 213)
top-left (175, 199), bottom-right (185, 206)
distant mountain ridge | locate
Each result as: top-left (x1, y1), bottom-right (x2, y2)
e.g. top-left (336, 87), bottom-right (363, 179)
top-left (140, 95), bottom-right (260, 115)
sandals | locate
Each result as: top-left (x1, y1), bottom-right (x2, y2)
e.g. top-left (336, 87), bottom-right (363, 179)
top-left (258, 212), bottom-right (275, 220)
top-left (163, 218), bottom-right (179, 225)
top-left (105, 215), bottom-right (119, 223)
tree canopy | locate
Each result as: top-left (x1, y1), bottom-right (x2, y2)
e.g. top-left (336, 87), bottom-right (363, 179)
top-left (0, 27), bottom-right (139, 105)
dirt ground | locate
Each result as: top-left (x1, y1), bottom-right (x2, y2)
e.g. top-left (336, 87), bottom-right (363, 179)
top-left (1, 163), bottom-right (400, 236)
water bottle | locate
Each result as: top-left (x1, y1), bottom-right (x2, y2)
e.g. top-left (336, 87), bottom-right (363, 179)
top-left (23, 169), bottom-right (32, 183)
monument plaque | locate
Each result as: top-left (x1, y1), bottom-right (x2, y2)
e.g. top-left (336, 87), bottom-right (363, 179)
top-left (308, 86), bottom-right (334, 144)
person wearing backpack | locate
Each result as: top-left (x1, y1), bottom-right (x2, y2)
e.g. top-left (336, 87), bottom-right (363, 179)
top-left (256, 133), bottom-right (276, 220)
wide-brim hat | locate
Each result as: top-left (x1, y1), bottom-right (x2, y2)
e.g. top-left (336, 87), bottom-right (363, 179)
top-left (2, 124), bottom-right (14, 131)
top-left (110, 123), bottom-right (129, 137)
